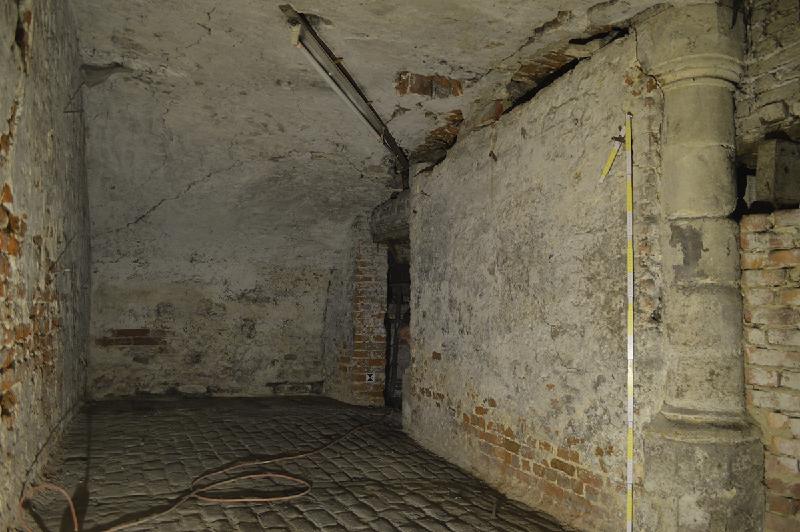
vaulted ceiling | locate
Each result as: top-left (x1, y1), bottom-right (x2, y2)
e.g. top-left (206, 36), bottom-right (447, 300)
top-left (70, 0), bottom-right (662, 272)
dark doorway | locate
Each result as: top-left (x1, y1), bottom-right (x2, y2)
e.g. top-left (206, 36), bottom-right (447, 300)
top-left (384, 245), bottom-right (410, 408)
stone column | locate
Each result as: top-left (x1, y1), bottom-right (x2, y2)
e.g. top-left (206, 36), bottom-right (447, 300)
top-left (637, 3), bottom-right (763, 530)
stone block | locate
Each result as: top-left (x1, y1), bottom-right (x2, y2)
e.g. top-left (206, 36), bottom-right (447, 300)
top-left (741, 214), bottom-right (774, 233)
top-left (767, 412), bottom-right (789, 429)
top-left (765, 511), bottom-right (800, 531)
top-left (781, 370), bottom-right (800, 391)
top-left (750, 388), bottom-right (800, 413)
top-left (643, 416), bottom-right (763, 532)
top-left (758, 102), bottom-right (788, 124)
top-left (746, 346), bottom-right (800, 367)
top-left (747, 366), bottom-right (780, 386)
top-left (370, 190), bottom-right (410, 243)
top-left (747, 140), bottom-right (800, 208)
top-left (766, 493), bottom-right (800, 516)
top-left (767, 329), bottom-right (800, 347)
top-left (774, 210), bottom-right (800, 228)
top-left (773, 437), bottom-right (800, 459)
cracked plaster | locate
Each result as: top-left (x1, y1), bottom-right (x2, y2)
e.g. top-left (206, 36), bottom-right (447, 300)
top-left (69, 0), bottom-right (695, 397)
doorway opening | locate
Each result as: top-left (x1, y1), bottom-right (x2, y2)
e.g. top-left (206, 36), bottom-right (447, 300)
top-left (384, 244), bottom-right (410, 408)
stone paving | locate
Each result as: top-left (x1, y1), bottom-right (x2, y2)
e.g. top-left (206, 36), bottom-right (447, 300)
top-left (22, 397), bottom-right (567, 531)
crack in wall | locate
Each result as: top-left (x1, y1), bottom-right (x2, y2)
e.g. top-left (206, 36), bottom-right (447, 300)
top-left (98, 160), bottom-right (244, 236)
top-left (498, 10), bottom-right (576, 67)
top-left (472, 29), bottom-right (627, 129)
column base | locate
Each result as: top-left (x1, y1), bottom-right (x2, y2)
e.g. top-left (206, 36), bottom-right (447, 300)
top-left (640, 414), bottom-right (763, 532)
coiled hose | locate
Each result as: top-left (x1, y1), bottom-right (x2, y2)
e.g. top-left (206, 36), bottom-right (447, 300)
top-left (18, 412), bottom-right (389, 532)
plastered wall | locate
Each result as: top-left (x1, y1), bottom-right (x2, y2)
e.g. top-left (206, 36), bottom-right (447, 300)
top-left (89, 260), bottom-right (332, 398)
top-left (405, 36), bottom-right (666, 531)
top-left (0, 0), bottom-right (90, 525)
top-left (76, 21), bottom-right (393, 399)
top-left (81, 71), bottom-right (389, 398)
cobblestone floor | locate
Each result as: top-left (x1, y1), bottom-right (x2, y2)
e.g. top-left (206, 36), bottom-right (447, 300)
top-left (23, 397), bottom-right (566, 531)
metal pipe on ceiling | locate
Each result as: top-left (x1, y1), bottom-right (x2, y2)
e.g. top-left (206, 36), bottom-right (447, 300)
top-left (280, 5), bottom-right (409, 188)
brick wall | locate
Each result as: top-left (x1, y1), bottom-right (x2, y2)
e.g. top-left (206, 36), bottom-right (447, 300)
top-left (349, 246), bottom-right (388, 405)
top-left (323, 217), bottom-right (388, 407)
top-left (736, 0), bottom-right (800, 157)
top-left (89, 265), bottom-right (332, 398)
top-left (0, 1), bottom-right (90, 527)
top-left (95, 328), bottom-right (168, 347)
top-left (457, 397), bottom-right (621, 527)
top-left (741, 210), bottom-right (800, 531)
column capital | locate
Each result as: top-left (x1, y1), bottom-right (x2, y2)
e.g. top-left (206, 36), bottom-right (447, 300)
top-left (637, 2), bottom-right (744, 86)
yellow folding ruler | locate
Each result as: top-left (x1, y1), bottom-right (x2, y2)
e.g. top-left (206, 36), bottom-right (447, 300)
top-left (599, 113), bottom-right (634, 532)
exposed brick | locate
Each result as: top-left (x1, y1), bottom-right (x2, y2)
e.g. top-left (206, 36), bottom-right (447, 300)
top-left (782, 371), bottom-right (800, 391)
top-left (767, 412), bottom-right (789, 429)
top-left (775, 210), bottom-right (800, 229)
top-left (766, 476), bottom-right (800, 499)
top-left (395, 71), bottom-right (463, 98)
top-left (790, 418), bottom-right (800, 438)
top-left (766, 452), bottom-right (800, 477)
top-left (542, 481), bottom-right (566, 500)
top-left (768, 249), bottom-right (800, 268)
top-left (740, 1), bottom-right (800, 518)
top-left (577, 468), bottom-right (603, 489)
top-left (556, 447), bottom-right (579, 463)
top-left (745, 326), bottom-right (768, 345)
top-left (750, 388), bottom-right (800, 413)
top-left (327, 241), bottom-right (387, 406)
top-left (765, 511), bottom-right (800, 532)
top-left (741, 214), bottom-right (773, 233)
top-left (774, 437), bottom-right (800, 458)
top-left (741, 231), bottom-right (771, 251)
top-left (110, 328), bottom-right (154, 337)
top-left (746, 346), bottom-right (800, 368)
top-left (0, 9), bottom-right (89, 514)
top-left (0, 183), bottom-right (12, 204)
top-left (742, 252), bottom-right (767, 269)
top-left (769, 232), bottom-right (798, 250)
top-left (747, 366), bottom-right (780, 387)
top-left (767, 493), bottom-right (799, 516)
top-left (451, 400), bottom-right (612, 529)
top-left (748, 306), bottom-right (800, 326)
top-left (492, 445), bottom-right (513, 464)
top-left (502, 437), bottom-right (521, 454)
top-left (742, 268), bottom-right (786, 287)
top-left (744, 288), bottom-right (775, 306)
top-left (550, 458), bottom-right (576, 477)
top-left (780, 289), bottom-right (800, 305)
top-left (479, 430), bottom-right (500, 446)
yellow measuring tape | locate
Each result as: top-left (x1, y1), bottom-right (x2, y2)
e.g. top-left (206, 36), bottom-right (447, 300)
top-left (599, 113), bottom-right (634, 531)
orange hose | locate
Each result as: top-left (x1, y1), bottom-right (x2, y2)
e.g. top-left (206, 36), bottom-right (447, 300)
top-left (18, 482), bottom-right (79, 532)
top-left (18, 412), bottom-right (388, 532)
